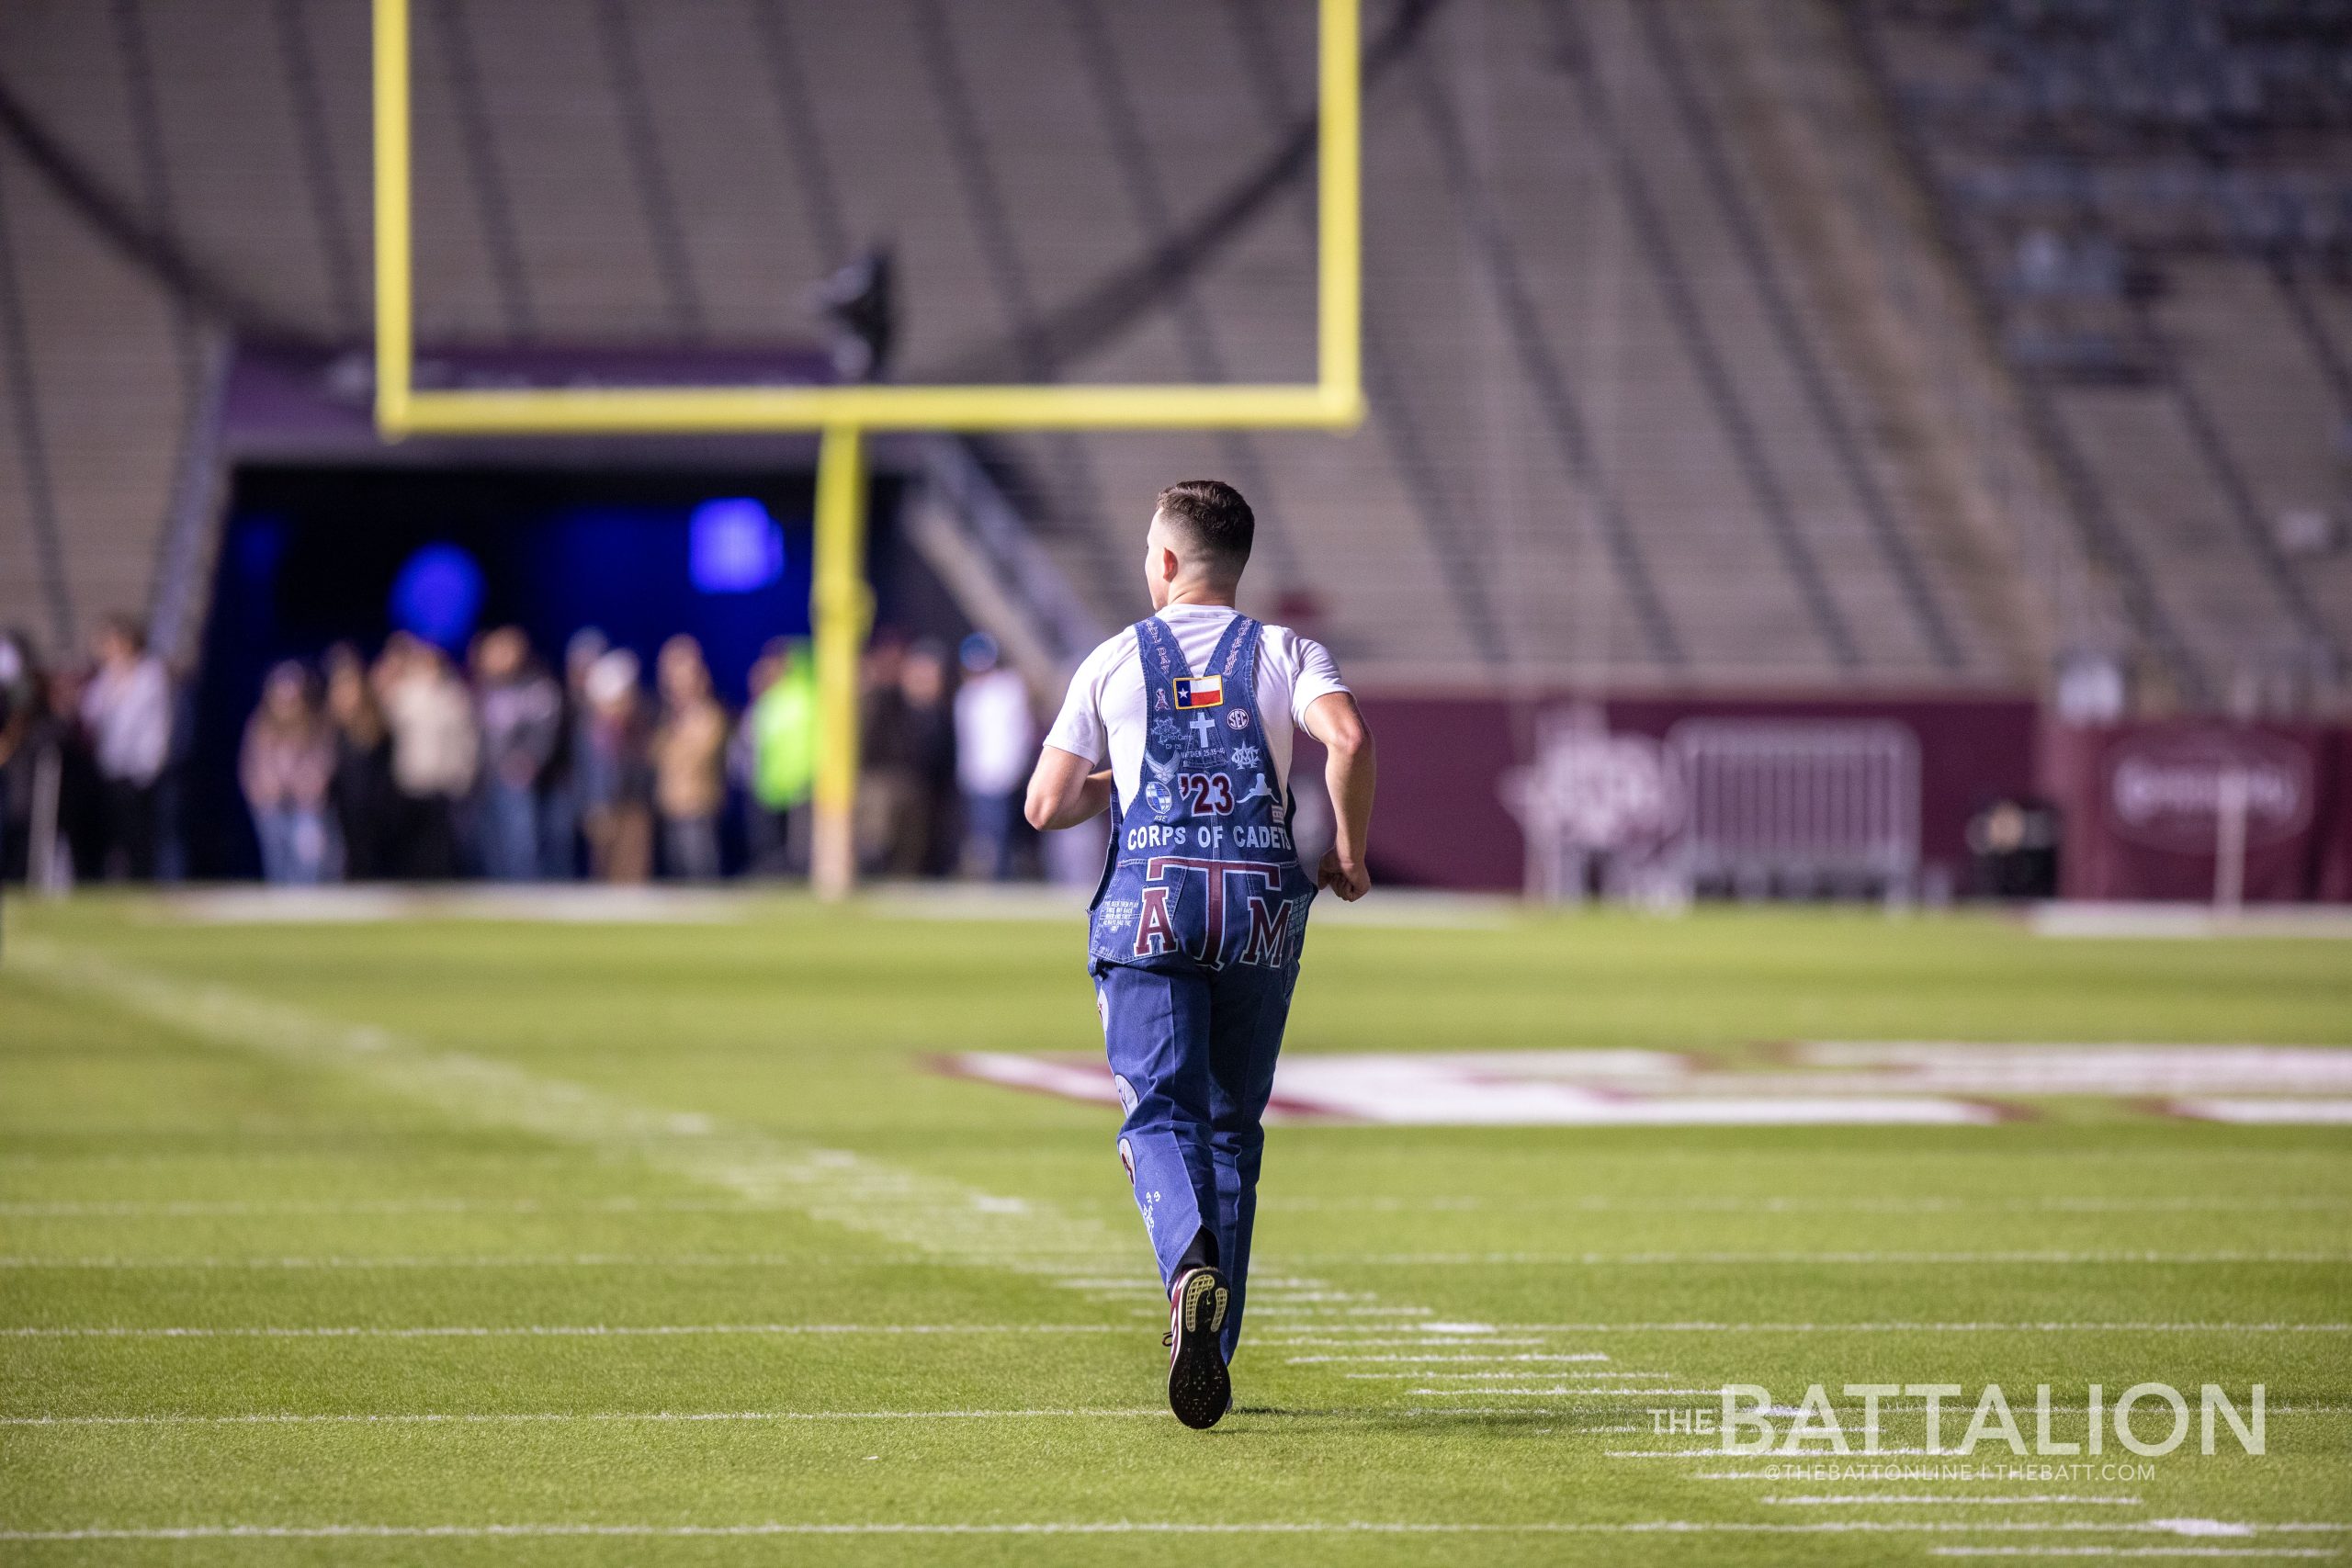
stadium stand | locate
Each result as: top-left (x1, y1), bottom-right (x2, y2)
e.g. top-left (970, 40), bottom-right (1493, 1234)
top-left (1853, 0), bottom-right (2352, 713)
top-left (0, 0), bottom-right (2340, 706)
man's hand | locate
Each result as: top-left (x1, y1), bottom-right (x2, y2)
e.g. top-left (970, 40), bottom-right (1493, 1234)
top-left (1302, 692), bottom-right (1374, 903)
top-left (1317, 848), bottom-right (1371, 901)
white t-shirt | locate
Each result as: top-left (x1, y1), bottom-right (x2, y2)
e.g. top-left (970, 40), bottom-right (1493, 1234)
top-left (1043, 604), bottom-right (1350, 806)
top-left (955, 667), bottom-right (1035, 795)
top-left (80, 656), bottom-right (173, 784)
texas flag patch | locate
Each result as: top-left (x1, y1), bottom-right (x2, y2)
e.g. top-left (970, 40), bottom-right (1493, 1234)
top-left (1172, 674), bottom-right (1225, 710)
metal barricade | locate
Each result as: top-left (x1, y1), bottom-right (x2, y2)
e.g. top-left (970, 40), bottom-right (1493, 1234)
top-left (1667, 719), bottom-right (1920, 899)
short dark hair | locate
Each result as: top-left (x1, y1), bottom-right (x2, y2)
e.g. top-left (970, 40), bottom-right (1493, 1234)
top-left (1154, 479), bottom-right (1254, 574)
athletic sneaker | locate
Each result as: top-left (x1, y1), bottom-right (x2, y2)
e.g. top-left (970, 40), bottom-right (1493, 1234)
top-left (1163, 1265), bottom-right (1232, 1429)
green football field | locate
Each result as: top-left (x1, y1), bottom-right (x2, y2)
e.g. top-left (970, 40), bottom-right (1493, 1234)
top-left (1, 891), bottom-right (2346, 1564)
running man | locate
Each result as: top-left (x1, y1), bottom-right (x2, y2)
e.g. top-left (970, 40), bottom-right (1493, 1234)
top-left (1024, 479), bottom-right (1375, 1428)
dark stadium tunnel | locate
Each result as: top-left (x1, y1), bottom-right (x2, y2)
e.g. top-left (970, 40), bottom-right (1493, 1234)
top-left (185, 461), bottom-right (964, 880)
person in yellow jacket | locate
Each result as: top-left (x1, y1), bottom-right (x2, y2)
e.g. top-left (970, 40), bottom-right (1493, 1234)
top-left (741, 639), bottom-right (817, 877)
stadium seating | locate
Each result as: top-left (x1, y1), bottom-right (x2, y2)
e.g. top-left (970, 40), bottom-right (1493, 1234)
top-left (1857, 0), bottom-right (2352, 711)
top-left (0, 0), bottom-right (2340, 705)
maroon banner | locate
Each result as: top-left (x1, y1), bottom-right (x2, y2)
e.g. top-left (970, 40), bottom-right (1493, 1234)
top-left (1346, 690), bottom-right (2040, 893)
top-left (2043, 721), bottom-right (2352, 902)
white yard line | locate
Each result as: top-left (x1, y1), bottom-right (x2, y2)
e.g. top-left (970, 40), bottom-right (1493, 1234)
top-left (1262, 1337), bottom-right (1549, 1349)
top-left (0, 1254), bottom-right (1011, 1270)
top-left (0, 1406), bottom-right (1710, 1428)
top-left (0, 1408), bottom-right (1167, 1427)
top-left (1483, 1322), bottom-right (2352, 1335)
top-left (0, 1520), bottom-right (2339, 1541)
top-left (10, 1249), bottom-right (2341, 1270)
top-left (1621, 1450), bottom-right (2155, 1461)
top-left (1353, 1373), bottom-right (1672, 1383)
top-left (1933, 1551), bottom-right (2336, 1561)
top-left (1301, 1354), bottom-right (1622, 1366)
top-left (1345, 1369), bottom-right (1665, 1379)
top-left (1261, 1213), bottom-right (2352, 1222)
top-left (0, 1323), bottom-right (1121, 1339)
top-left (1767, 1496), bottom-right (2144, 1507)
top-left (1414, 1387), bottom-right (1720, 1397)
top-left (1286, 1252), bottom-right (2352, 1266)
top-left (0, 1198), bottom-right (785, 1218)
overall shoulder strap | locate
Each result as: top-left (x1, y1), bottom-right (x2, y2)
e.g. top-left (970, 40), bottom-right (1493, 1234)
top-left (1201, 613), bottom-right (1256, 690)
top-left (1224, 616), bottom-right (1264, 706)
top-left (1132, 615), bottom-right (1192, 682)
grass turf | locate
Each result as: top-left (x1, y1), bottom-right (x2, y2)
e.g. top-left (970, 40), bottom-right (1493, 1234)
top-left (0, 892), bottom-right (2346, 1565)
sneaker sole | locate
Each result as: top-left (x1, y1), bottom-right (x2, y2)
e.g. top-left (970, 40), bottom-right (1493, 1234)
top-left (1167, 1269), bottom-right (1231, 1430)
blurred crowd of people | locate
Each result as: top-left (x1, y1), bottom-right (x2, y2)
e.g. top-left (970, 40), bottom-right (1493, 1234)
top-left (0, 617), bottom-right (1045, 887)
top-left (1, 615), bottom-right (187, 886)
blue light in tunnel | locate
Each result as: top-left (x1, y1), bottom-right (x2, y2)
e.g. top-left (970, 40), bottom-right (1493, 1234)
top-left (389, 542), bottom-right (485, 649)
top-left (688, 498), bottom-right (786, 593)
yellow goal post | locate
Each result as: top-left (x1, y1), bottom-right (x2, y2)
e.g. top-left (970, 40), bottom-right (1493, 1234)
top-left (371, 0), bottom-right (1364, 894)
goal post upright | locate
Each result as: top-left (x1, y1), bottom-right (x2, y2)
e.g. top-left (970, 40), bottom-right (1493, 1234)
top-left (371, 0), bottom-right (1363, 897)
top-left (809, 427), bottom-right (869, 898)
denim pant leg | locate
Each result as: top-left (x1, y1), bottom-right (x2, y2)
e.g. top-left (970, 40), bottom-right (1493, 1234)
top-left (1094, 962), bottom-right (1220, 1288)
top-left (1204, 961), bottom-right (1298, 1361)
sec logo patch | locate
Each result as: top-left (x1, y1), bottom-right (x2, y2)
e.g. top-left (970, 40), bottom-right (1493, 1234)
top-left (1227, 708), bottom-right (1250, 729)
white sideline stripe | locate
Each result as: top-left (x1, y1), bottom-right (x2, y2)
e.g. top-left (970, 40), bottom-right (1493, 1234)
top-left (2, 1521), bottom-right (2341, 1541)
top-left (0, 1324), bottom-right (1120, 1339)
top-left (1287, 1252), bottom-right (2352, 1266)
top-left (2029, 900), bottom-right (2352, 940)
top-left (1768, 1496), bottom-right (2143, 1507)
top-left (0, 1409), bottom-right (1165, 1427)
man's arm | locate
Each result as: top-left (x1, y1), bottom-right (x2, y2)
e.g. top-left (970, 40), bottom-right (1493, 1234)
top-left (1303, 691), bottom-right (1374, 900)
top-left (1024, 745), bottom-right (1114, 831)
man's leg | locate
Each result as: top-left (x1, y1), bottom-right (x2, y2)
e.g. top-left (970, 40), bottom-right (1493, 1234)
top-left (1204, 961), bottom-right (1300, 1362)
top-left (1093, 962), bottom-right (1220, 1288)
